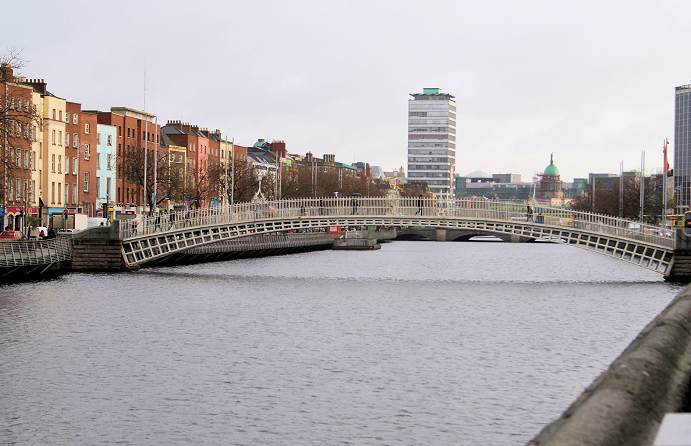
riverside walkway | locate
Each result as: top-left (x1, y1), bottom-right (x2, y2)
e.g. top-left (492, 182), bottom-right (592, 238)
top-left (120, 197), bottom-right (675, 274)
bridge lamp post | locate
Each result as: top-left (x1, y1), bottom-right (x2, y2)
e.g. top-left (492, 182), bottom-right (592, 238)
top-left (252, 172), bottom-right (266, 202)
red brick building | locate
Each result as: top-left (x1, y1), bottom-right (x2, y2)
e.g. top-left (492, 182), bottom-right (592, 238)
top-left (161, 121), bottom-right (210, 206)
top-left (0, 64), bottom-right (39, 230)
top-left (66, 102), bottom-right (97, 215)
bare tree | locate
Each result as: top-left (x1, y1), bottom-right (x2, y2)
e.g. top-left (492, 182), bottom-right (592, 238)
top-left (570, 174), bottom-right (663, 222)
top-left (120, 144), bottom-right (179, 212)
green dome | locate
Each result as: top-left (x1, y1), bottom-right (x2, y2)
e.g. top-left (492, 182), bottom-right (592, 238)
top-left (544, 163), bottom-right (559, 175)
top-left (544, 153), bottom-right (559, 176)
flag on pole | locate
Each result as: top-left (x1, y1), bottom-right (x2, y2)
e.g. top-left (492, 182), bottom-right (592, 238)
top-left (664, 138), bottom-right (670, 172)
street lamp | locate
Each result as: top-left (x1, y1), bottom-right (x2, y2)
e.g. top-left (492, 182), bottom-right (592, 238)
top-left (252, 172), bottom-right (265, 202)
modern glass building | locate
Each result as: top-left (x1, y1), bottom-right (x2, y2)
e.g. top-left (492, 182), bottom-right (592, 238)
top-left (675, 84), bottom-right (691, 211)
top-left (407, 88), bottom-right (456, 199)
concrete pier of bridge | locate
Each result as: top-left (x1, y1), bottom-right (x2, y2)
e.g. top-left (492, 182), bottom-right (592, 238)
top-left (665, 229), bottom-right (691, 282)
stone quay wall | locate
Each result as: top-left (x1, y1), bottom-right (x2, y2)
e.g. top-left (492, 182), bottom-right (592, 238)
top-left (528, 284), bottom-right (691, 446)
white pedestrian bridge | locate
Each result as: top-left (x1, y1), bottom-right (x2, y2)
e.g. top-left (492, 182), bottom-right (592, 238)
top-left (119, 197), bottom-right (675, 274)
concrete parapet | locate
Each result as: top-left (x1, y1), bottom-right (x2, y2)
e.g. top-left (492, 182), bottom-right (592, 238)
top-left (667, 251), bottom-right (691, 282)
top-left (668, 229), bottom-right (691, 282)
top-left (529, 285), bottom-right (691, 446)
top-left (70, 226), bottom-right (127, 271)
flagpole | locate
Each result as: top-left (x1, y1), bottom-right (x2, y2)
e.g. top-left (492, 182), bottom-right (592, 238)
top-left (663, 138), bottom-right (668, 220)
top-left (640, 151), bottom-right (645, 224)
top-left (224, 136), bottom-right (228, 214)
top-left (231, 138), bottom-right (235, 207)
top-left (619, 160), bottom-right (623, 219)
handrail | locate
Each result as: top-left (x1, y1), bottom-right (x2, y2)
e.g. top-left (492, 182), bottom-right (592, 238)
top-left (0, 237), bottom-right (72, 268)
top-left (119, 197), bottom-right (674, 248)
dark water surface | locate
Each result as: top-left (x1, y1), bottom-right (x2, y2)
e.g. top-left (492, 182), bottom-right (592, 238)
top-left (0, 241), bottom-right (683, 445)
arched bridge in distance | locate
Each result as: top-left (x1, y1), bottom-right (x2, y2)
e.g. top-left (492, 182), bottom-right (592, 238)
top-left (119, 197), bottom-right (676, 276)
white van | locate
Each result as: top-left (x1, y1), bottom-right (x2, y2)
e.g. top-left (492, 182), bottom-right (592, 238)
top-left (87, 217), bottom-right (109, 228)
top-left (30, 226), bottom-right (48, 240)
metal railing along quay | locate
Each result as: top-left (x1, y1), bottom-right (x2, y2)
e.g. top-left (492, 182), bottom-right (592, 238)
top-left (0, 236), bottom-right (72, 268)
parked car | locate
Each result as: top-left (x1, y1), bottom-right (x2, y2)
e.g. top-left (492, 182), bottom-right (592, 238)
top-left (0, 230), bottom-right (27, 241)
top-left (57, 228), bottom-right (80, 235)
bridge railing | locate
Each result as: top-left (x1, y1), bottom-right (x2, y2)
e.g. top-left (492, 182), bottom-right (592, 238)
top-left (119, 197), bottom-right (673, 247)
top-left (0, 236), bottom-right (72, 267)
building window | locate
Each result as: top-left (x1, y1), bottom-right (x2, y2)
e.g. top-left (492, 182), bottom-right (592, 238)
top-left (96, 177), bottom-right (100, 198)
top-left (85, 123), bottom-right (90, 134)
top-left (16, 178), bottom-right (21, 201)
top-left (23, 150), bottom-right (28, 169)
top-left (66, 112), bottom-right (70, 123)
top-left (73, 133), bottom-right (78, 147)
top-left (73, 114), bottom-right (78, 125)
top-left (65, 156), bottom-right (70, 174)
top-left (107, 154), bottom-right (112, 170)
top-left (65, 132), bottom-right (70, 147)
top-left (84, 172), bottom-right (89, 192)
top-left (32, 151), bottom-right (36, 170)
top-left (97, 133), bottom-right (101, 145)
top-left (51, 154), bottom-right (55, 172)
top-left (107, 135), bottom-right (112, 146)
top-left (52, 109), bottom-right (56, 120)
top-left (59, 110), bottom-right (63, 122)
top-left (58, 131), bottom-right (62, 146)
top-left (118, 126), bottom-right (122, 137)
top-left (9, 97), bottom-right (14, 110)
top-left (127, 128), bottom-right (130, 138)
top-left (64, 183), bottom-right (68, 205)
top-left (51, 129), bottom-right (55, 145)
top-left (58, 183), bottom-right (61, 204)
top-left (96, 154), bottom-right (100, 170)
top-left (72, 184), bottom-right (77, 204)
top-left (58, 155), bottom-right (62, 174)
top-left (84, 144), bottom-right (90, 160)
top-left (15, 148), bottom-right (20, 168)
top-left (73, 158), bottom-right (77, 175)
top-left (107, 178), bottom-right (112, 200)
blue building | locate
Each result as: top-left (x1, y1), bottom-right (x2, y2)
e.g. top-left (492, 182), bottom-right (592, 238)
top-left (96, 124), bottom-right (116, 217)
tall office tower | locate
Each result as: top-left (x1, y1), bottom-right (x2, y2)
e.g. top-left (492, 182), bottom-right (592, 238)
top-left (407, 88), bottom-right (456, 199)
top-left (675, 84), bottom-right (691, 211)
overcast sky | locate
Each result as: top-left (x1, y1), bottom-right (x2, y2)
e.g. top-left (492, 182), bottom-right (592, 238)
top-left (4, 0), bottom-right (690, 182)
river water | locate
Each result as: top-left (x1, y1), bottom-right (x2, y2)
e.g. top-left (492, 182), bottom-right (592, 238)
top-left (0, 241), bottom-right (684, 445)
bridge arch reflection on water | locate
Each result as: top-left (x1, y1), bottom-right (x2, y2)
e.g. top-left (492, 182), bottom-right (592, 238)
top-left (119, 197), bottom-right (675, 274)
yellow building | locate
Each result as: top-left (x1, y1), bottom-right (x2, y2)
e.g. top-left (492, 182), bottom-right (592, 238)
top-left (41, 92), bottom-right (67, 217)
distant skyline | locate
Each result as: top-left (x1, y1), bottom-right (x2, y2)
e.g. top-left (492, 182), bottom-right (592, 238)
top-left (4, 0), bottom-right (691, 182)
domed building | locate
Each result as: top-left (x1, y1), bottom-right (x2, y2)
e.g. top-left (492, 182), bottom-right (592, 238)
top-left (537, 154), bottom-right (563, 200)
